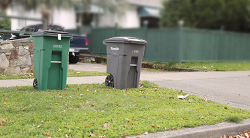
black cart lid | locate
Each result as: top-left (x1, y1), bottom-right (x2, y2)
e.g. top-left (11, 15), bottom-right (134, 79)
top-left (32, 30), bottom-right (72, 36)
top-left (104, 37), bottom-right (147, 45)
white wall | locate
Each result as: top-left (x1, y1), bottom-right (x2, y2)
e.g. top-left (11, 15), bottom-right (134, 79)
top-left (7, 7), bottom-right (76, 30)
top-left (7, 7), bottom-right (41, 30)
top-left (7, 3), bottom-right (141, 30)
top-left (120, 6), bottom-right (140, 28)
top-left (52, 8), bottom-right (76, 29)
top-left (98, 6), bottom-right (140, 28)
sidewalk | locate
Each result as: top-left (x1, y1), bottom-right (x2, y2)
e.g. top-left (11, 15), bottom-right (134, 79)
top-left (1, 63), bottom-right (250, 138)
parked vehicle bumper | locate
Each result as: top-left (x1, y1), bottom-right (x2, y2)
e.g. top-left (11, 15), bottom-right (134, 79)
top-left (69, 47), bottom-right (89, 53)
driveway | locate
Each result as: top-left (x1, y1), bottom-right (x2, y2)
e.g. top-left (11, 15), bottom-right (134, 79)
top-left (69, 63), bottom-right (250, 111)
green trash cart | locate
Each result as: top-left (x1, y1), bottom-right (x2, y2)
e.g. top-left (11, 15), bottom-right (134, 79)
top-left (31, 30), bottom-right (72, 90)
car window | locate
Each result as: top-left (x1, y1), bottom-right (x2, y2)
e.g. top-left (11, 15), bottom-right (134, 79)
top-left (20, 26), bottom-right (35, 32)
top-left (38, 25), bottom-right (63, 31)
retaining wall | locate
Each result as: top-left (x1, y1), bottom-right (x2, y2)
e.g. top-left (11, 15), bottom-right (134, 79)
top-left (0, 38), bottom-right (33, 74)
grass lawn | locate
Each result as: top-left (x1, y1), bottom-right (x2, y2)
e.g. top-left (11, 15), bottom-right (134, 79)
top-left (176, 62), bottom-right (250, 71)
top-left (0, 69), bottom-right (108, 80)
top-left (1, 81), bottom-right (250, 137)
top-left (143, 61), bottom-right (250, 71)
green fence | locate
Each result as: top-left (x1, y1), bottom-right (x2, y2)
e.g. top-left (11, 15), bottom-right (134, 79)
top-left (88, 25), bottom-right (250, 62)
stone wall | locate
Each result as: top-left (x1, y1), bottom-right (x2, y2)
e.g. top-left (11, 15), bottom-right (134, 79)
top-left (0, 38), bottom-right (33, 74)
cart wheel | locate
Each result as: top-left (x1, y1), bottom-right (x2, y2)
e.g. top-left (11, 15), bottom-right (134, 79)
top-left (33, 78), bottom-right (38, 89)
top-left (105, 74), bottom-right (114, 87)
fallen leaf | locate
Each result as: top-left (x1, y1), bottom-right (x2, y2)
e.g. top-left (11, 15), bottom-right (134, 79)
top-left (88, 132), bottom-right (96, 137)
top-left (203, 96), bottom-right (207, 102)
top-left (83, 123), bottom-right (88, 126)
top-left (86, 100), bottom-right (89, 104)
top-left (1, 119), bottom-right (6, 125)
top-left (123, 126), bottom-right (126, 128)
top-left (151, 124), bottom-right (155, 127)
top-left (87, 88), bottom-right (90, 91)
top-left (224, 107), bottom-right (228, 109)
top-left (43, 132), bottom-right (51, 135)
top-left (126, 118), bottom-right (132, 122)
top-left (103, 123), bottom-right (110, 128)
top-left (63, 88), bottom-right (68, 90)
top-left (177, 94), bottom-right (189, 99)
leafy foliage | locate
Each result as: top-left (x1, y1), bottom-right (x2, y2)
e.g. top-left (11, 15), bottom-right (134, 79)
top-left (0, 18), bottom-right (11, 30)
top-left (160, 0), bottom-right (250, 32)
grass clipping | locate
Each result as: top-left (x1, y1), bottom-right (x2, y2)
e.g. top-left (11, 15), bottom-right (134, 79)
top-left (0, 81), bottom-right (250, 137)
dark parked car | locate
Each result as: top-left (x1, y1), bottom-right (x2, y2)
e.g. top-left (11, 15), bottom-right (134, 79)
top-left (10, 24), bottom-right (88, 63)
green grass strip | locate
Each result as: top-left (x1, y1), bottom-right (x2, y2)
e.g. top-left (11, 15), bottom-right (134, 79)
top-left (0, 81), bottom-right (249, 137)
top-left (0, 69), bottom-right (108, 80)
top-left (143, 61), bottom-right (250, 71)
top-left (176, 62), bottom-right (250, 71)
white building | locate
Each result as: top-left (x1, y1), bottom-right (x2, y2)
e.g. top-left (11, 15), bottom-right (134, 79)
top-left (7, 0), bottom-right (162, 31)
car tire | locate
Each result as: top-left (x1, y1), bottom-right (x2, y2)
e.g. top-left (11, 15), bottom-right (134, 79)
top-left (69, 55), bottom-right (79, 64)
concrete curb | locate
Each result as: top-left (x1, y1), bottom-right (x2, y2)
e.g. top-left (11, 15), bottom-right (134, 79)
top-left (128, 119), bottom-right (250, 138)
top-left (169, 123), bottom-right (250, 138)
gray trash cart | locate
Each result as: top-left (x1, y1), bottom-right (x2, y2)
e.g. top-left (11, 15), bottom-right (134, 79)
top-left (103, 37), bottom-right (147, 89)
